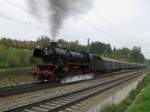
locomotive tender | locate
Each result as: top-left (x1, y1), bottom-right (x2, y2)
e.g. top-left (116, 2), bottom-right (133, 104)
top-left (32, 42), bottom-right (145, 82)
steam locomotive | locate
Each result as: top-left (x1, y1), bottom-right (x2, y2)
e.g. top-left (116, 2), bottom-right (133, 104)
top-left (32, 42), bottom-right (145, 82)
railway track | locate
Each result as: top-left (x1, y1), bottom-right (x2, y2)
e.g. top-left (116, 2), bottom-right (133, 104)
top-left (0, 69), bottom-right (142, 98)
top-left (4, 70), bottom-right (144, 112)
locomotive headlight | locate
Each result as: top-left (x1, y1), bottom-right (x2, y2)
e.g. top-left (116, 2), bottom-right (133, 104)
top-left (33, 65), bottom-right (38, 71)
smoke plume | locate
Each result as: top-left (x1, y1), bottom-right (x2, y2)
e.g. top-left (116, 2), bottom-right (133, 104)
top-left (28, 0), bottom-right (94, 41)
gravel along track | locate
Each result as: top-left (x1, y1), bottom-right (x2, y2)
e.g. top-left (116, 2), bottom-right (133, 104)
top-left (0, 69), bottom-right (142, 98)
top-left (4, 70), bottom-right (144, 112)
top-left (0, 70), bottom-right (144, 111)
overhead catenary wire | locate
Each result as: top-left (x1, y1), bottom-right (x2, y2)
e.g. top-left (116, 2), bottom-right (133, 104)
top-left (0, 12), bottom-right (97, 45)
top-left (2, 0), bottom-right (101, 43)
top-left (49, 1), bottom-right (116, 39)
top-left (3, 0), bottom-right (49, 21)
top-left (3, 0), bottom-right (125, 45)
top-left (48, 0), bottom-right (131, 46)
top-left (0, 12), bottom-right (30, 26)
top-left (0, 10), bottom-right (49, 32)
top-left (91, 10), bottom-right (136, 45)
top-left (2, 0), bottom-right (135, 47)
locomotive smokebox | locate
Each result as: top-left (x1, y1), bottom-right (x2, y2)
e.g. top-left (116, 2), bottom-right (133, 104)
top-left (50, 42), bottom-right (57, 48)
top-left (33, 42), bottom-right (57, 58)
top-left (33, 48), bottom-right (42, 57)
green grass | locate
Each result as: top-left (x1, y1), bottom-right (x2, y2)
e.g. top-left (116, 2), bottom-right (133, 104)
top-left (0, 44), bottom-right (43, 86)
top-left (101, 71), bottom-right (150, 112)
top-left (0, 44), bottom-right (42, 68)
top-left (0, 67), bottom-right (35, 87)
top-left (128, 83), bottom-right (150, 112)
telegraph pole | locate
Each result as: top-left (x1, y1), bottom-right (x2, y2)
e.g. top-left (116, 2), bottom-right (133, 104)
top-left (87, 38), bottom-right (90, 52)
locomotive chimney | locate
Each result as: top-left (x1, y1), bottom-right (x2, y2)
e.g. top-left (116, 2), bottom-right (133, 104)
top-left (51, 41), bottom-right (57, 48)
top-left (50, 35), bottom-right (58, 48)
top-left (52, 36), bottom-right (57, 43)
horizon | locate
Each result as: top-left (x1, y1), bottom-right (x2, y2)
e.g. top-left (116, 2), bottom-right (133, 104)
top-left (0, 0), bottom-right (150, 58)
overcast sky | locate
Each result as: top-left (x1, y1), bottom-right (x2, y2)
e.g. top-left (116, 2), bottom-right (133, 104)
top-left (0, 0), bottom-right (150, 59)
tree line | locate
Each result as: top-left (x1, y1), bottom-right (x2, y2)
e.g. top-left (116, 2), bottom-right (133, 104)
top-left (0, 36), bottom-right (146, 68)
top-left (57, 39), bottom-right (145, 63)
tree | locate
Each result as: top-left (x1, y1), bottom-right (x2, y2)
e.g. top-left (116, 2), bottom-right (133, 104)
top-left (57, 39), bottom-right (87, 51)
top-left (89, 42), bottom-right (112, 57)
top-left (17, 50), bottom-right (27, 66)
top-left (1, 38), bottom-right (12, 48)
top-left (36, 36), bottom-right (51, 48)
top-left (103, 44), bottom-right (112, 57)
top-left (129, 46), bottom-right (145, 63)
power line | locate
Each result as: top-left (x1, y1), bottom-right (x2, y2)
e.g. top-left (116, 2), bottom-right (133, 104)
top-left (46, 0), bottom-right (129, 46)
top-left (4, 0), bottom-right (122, 44)
top-left (50, 1), bottom-right (114, 37)
top-left (0, 1), bottom-right (98, 42)
top-left (0, 11), bottom-right (48, 32)
top-left (0, 10), bottom-right (97, 43)
top-left (94, 11), bottom-right (128, 36)
top-left (0, 12), bottom-right (29, 26)
top-left (2, 0), bottom-right (91, 40)
top-left (91, 10), bottom-right (136, 44)
top-left (2, 0), bottom-right (131, 46)
top-left (2, 0), bottom-right (48, 21)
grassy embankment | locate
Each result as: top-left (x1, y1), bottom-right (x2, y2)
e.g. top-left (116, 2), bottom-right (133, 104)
top-left (127, 79), bottom-right (150, 112)
top-left (101, 71), bottom-right (150, 112)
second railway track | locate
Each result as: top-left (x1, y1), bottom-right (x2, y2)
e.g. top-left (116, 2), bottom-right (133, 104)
top-left (0, 69), bottom-right (143, 98)
top-left (4, 70), bottom-right (144, 112)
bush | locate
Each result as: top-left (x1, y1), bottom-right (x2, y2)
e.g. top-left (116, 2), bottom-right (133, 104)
top-left (0, 44), bottom-right (42, 68)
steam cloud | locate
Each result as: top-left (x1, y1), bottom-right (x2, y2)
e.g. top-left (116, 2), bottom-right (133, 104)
top-left (28, 0), bottom-right (94, 41)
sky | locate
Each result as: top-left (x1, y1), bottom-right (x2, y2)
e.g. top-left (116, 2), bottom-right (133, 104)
top-left (0, 0), bottom-right (150, 59)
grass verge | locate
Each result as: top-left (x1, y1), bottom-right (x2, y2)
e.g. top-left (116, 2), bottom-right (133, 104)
top-left (127, 81), bottom-right (150, 112)
top-left (101, 71), bottom-right (150, 112)
top-left (0, 67), bottom-right (34, 87)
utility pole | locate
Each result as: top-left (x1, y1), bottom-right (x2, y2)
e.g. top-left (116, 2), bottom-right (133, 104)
top-left (87, 38), bottom-right (90, 52)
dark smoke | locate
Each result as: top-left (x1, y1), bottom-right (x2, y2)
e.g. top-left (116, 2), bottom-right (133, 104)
top-left (28, 0), bottom-right (94, 41)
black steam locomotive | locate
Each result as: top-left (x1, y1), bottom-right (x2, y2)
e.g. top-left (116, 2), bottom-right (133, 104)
top-left (32, 42), bottom-right (145, 82)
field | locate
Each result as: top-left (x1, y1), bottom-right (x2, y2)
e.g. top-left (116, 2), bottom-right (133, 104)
top-left (0, 67), bottom-right (35, 87)
top-left (0, 44), bottom-right (42, 68)
top-left (0, 44), bottom-right (42, 87)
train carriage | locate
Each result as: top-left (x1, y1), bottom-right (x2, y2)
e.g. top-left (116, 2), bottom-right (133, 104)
top-left (90, 54), bottom-right (105, 74)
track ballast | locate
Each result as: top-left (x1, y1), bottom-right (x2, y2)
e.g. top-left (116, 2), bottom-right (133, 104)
top-left (4, 70), bottom-right (144, 112)
top-left (0, 69), bottom-right (141, 98)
